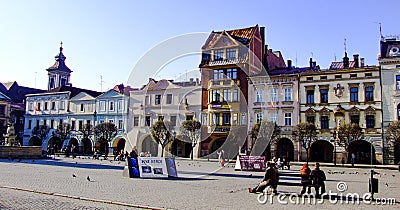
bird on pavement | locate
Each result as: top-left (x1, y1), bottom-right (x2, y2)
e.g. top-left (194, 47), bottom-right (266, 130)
top-left (72, 174), bottom-right (76, 178)
top-left (75, 162), bottom-right (78, 164)
top-left (392, 174), bottom-right (395, 177)
top-left (385, 183), bottom-right (389, 187)
top-left (87, 176), bottom-right (91, 181)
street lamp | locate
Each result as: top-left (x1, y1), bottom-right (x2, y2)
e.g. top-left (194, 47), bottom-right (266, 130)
top-left (333, 130), bottom-right (337, 166)
top-left (93, 111), bottom-right (97, 153)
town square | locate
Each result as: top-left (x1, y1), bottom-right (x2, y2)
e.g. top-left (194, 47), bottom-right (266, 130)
top-left (1, 0), bottom-right (400, 209)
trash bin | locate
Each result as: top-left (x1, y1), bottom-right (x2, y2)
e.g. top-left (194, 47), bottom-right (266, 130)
top-left (369, 178), bottom-right (378, 193)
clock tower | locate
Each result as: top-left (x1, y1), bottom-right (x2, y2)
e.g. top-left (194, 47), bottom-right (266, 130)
top-left (46, 42), bottom-right (72, 90)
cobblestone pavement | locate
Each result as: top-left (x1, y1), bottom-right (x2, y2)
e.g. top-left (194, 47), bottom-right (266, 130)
top-left (0, 157), bottom-right (399, 209)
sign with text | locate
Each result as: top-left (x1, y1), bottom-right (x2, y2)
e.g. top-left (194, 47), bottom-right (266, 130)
top-left (238, 155), bottom-right (266, 171)
top-left (138, 157), bottom-right (169, 178)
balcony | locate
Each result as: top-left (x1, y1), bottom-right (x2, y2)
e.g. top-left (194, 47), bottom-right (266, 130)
top-left (208, 79), bottom-right (239, 88)
top-left (207, 125), bottom-right (231, 133)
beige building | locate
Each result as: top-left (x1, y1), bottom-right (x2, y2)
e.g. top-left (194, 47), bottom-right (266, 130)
top-left (299, 54), bottom-right (383, 164)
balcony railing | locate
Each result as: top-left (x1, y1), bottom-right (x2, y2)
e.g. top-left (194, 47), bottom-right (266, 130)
top-left (207, 125), bottom-right (231, 133)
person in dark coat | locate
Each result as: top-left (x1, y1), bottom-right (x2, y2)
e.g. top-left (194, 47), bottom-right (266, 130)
top-left (300, 163), bottom-right (312, 194)
top-left (310, 162), bottom-right (326, 197)
top-left (249, 162), bottom-right (279, 194)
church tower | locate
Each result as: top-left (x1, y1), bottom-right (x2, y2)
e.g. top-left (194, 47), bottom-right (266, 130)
top-left (46, 42), bottom-right (72, 90)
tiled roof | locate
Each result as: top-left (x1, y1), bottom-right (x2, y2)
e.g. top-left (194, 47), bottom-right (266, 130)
top-left (266, 50), bottom-right (286, 70)
top-left (267, 67), bottom-right (311, 76)
top-left (329, 61), bottom-right (356, 70)
top-left (0, 81), bottom-right (45, 103)
top-left (0, 92), bottom-right (10, 100)
top-left (202, 25), bottom-right (257, 49)
top-left (47, 85), bottom-right (101, 98)
top-left (147, 79), bottom-right (181, 91)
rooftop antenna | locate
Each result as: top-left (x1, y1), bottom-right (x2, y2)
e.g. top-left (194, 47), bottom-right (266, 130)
top-left (295, 51), bottom-right (298, 66)
top-left (34, 72), bottom-right (37, 88)
top-left (99, 75), bottom-right (105, 92)
top-left (334, 53), bottom-right (337, 61)
top-left (379, 22), bottom-right (383, 39)
top-left (344, 38), bottom-right (347, 53)
top-left (311, 52), bottom-right (313, 59)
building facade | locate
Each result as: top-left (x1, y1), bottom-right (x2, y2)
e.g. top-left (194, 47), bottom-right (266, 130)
top-left (299, 53), bottom-right (383, 164)
top-left (379, 35), bottom-right (400, 164)
top-left (127, 78), bottom-right (202, 157)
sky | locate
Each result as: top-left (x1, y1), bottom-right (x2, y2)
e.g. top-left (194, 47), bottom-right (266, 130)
top-left (1, 0), bottom-right (399, 91)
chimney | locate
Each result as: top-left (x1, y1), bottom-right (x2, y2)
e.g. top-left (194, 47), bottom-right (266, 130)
top-left (353, 54), bottom-right (359, 68)
top-left (360, 58), bottom-right (365, 67)
top-left (260, 26), bottom-right (265, 65)
top-left (343, 52), bottom-right (349, 68)
top-left (287, 60), bottom-right (292, 70)
top-left (309, 58), bottom-right (313, 69)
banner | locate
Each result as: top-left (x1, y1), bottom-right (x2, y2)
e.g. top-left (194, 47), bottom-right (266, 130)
top-left (238, 155), bottom-right (266, 171)
top-left (137, 157), bottom-right (178, 178)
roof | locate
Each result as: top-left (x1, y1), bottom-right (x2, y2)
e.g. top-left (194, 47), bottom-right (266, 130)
top-left (46, 45), bottom-right (72, 73)
top-left (329, 61), bottom-right (356, 70)
top-left (0, 81), bottom-right (45, 103)
top-left (266, 49), bottom-right (286, 70)
top-left (202, 25), bottom-right (258, 49)
top-left (112, 84), bottom-right (137, 96)
top-left (0, 91), bottom-right (10, 100)
top-left (267, 67), bottom-right (311, 76)
top-left (47, 85), bottom-right (102, 98)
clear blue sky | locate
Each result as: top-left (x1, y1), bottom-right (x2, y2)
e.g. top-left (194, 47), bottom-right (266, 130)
top-left (1, 0), bottom-right (399, 91)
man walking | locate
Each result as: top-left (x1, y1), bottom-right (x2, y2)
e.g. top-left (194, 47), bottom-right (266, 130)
top-left (310, 162), bottom-right (326, 197)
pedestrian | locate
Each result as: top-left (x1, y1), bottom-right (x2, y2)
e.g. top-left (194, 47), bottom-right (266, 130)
top-left (249, 162), bottom-right (279, 194)
top-left (310, 162), bottom-right (326, 197)
top-left (130, 148), bottom-right (138, 158)
top-left (351, 153), bottom-right (355, 167)
top-left (300, 163), bottom-right (312, 194)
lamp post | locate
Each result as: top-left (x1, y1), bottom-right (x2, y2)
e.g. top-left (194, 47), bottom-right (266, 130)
top-left (93, 111), bottom-right (97, 153)
top-left (333, 130), bottom-right (337, 166)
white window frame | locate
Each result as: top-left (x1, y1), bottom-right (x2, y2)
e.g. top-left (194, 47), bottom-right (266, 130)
top-left (284, 112), bottom-right (292, 126)
top-left (284, 87), bottom-right (292, 101)
top-left (109, 101), bottom-right (115, 111)
top-left (256, 89), bottom-right (263, 102)
top-left (271, 88), bottom-right (278, 102)
top-left (100, 101), bottom-right (106, 111)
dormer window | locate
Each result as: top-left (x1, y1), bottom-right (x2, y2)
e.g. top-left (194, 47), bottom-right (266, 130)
top-left (80, 104), bottom-right (84, 112)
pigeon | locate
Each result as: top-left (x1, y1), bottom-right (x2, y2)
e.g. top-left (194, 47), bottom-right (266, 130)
top-left (385, 183), bottom-right (388, 187)
top-left (75, 162), bottom-right (78, 164)
top-left (72, 174), bottom-right (76, 178)
top-left (87, 176), bottom-right (91, 181)
top-left (392, 174), bottom-right (395, 177)
top-left (248, 174), bottom-right (253, 177)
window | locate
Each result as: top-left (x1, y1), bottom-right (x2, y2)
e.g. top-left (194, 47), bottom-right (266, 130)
top-left (100, 120), bottom-right (105, 124)
top-left (223, 89), bottom-right (231, 102)
top-left (28, 102), bottom-right (33, 111)
top-left (118, 100), bottom-right (123, 111)
top-left (60, 77), bottom-right (67, 86)
top-left (284, 88), bottom-right (292, 101)
top-left (365, 73), bottom-right (372, 77)
top-left (0, 105), bottom-right (5, 115)
top-left (320, 116), bottom-right (329, 129)
top-left (158, 115), bottom-right (164, 121)
top-left (214, 113), bottom-right (220, 125)
top-left (36, 120), bottom-right (39, 128)
top-left (170, 116), bottom-right (177, 126)
top-left (28, 120), bottom-right (32, 129)
top-left (396, 75), bottom-right (400, 90)
top-left (320, 76), bottom-right (327, 80)
top-left (50, 120), bottom-right (54, 129)
top-left (80, 104), bottom-right (84, 112)
top-left (213, 49), bottom-right (224, 61)
top-left (186, 115), bottom-right (193, 121)
top-left (284, 112), bottom-right (292, 126)
top-left (109, 119), bottom-right (114, 124)
top-left (222, 113), bottom-right (231, 125)
top-left (118, 120), bottom-right (123, 130)
top-left (51, 102), bottom-right (56, 110)
top-left (78, 120), bottom-right (83, 130)
top-left (350, 74), bottom-right (357, 78)
top-left (307, 77), bottom-right (313, 81)
top-left (306, 90), bottom-right (314, 104)
top-left (366, 115), bottom-right (375, 128)
top-left (59, 119), bottom-right (63, 127)
top-left (60, 101), bottom-right (65, 110)
top-left (256, 113), bottom-right (263, 123)
top-left (335, 75), bottom-right (342, 79)
top-left (233, 89), bottom-right (238, 101)
top-left (271, 88), bottom-right (278, 102)
top-left (320, 89), bottom-right (328, 103)
top-left (71, 120), bottom-right (76, 130)
top-left (226, 48), bottom-right (236, 59)
top-left (166, 94), bottom-right (173, 104)
top-left (307, 116), bottom-right (315, 124)
top-left (145, 95), bottom-right (150, 105)
top-left (270, 112), bottom-right (277, 123)
top-left (109, 101), bottom-right (114, 111)
top-left (365, 86), bottom-right (374, 102)
top-left (86, 120), bottom-right (91, 127)
top-left (232, 113), bottom-right (238, 125)
top-left (145, 116), bottom-right (151, 126)
top-left (226, 68), bottom-right (237, 79)
top-left (44, 102), bottom-right (48, 110)
top-left (350, 87), bottom-right (358, 102)
top-left (37, 102), bottom-right (41, 111)
top-left (133, 117), bottom-right (139, 127)
top-left (350, 115), bottom-right (360, 125)
top-left (43, 120), bottom-right (46, 126)
top-left (213, 69), bottom-right (224, 80)
top-left (155, 95), bottom-right (161, 105)
top-left (212, 90), bottom-right (220, 102)
top-left (100, 101), bottom-right (106, 111)
top-left (256, 89), bottom-right (263, 102)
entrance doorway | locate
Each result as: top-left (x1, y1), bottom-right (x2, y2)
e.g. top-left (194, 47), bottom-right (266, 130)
top-left (348, 140), bottom-right (375, 164)
top-left (275, 138), bottom-right (294, 161)
top-left (310, 140), bottom-right (333, 162)
top-left (142, 136), bottom-right (158, 157)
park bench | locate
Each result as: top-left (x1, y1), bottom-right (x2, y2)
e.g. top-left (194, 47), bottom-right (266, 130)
top-left (277, 172), bottom-right (310, 187)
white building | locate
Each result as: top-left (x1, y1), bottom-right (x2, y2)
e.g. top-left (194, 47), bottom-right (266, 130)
top-left (127, 78), bottom-right (202, 157)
